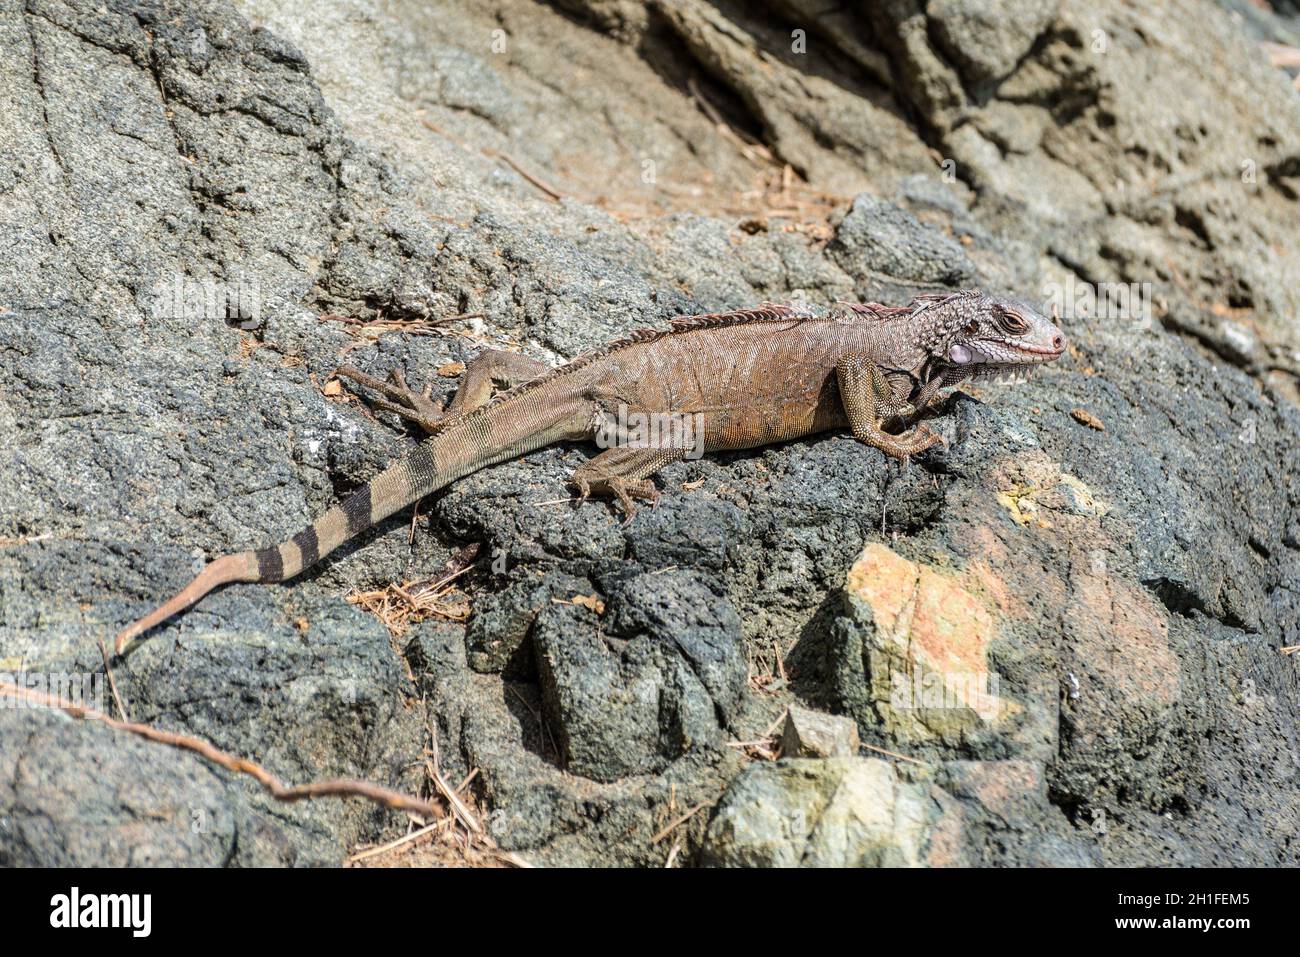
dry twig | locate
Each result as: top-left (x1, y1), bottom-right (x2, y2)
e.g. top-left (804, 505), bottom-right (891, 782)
top-left (96, 636), bottom-right (129, 722)
top-left (651, 801), bottom-right (710, 844)
top-left (345, 819), bottom-right (452, 864)
top-left (481, 147), bottom-right (566, 201)
top-left (861, 741), bottom-right (927, 766)
top-left (0, 683), bottom-right (444, 821)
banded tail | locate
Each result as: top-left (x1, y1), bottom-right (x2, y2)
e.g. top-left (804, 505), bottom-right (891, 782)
top-left (113, 392), bottom-right (577, 654)
top-left (113, 439), bottom-right (441, 653)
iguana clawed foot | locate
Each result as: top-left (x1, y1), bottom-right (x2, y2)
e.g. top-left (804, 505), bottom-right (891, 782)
top-left (569, 446), bottom-right (682, 522)
top-left (572, 472), bottom-right (661, 524)
top-left (856, 421), bottom-right (948, 465)
top-left (335, 365), bottom-right (447, 433)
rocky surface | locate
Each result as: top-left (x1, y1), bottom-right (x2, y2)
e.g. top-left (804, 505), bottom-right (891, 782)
top-left (1, 0), bottom-right (1297, 866)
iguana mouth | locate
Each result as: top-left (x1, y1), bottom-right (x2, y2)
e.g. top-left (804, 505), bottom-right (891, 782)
top-left (972, 361), bottom-right (1050, 382)
top-left (972, 363), bottom-right (1045, 383)
top-left (1000, 338), bottom-right (1065, 359)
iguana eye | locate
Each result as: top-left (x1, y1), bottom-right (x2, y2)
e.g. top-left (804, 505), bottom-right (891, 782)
top-left (999, 310), bottom-right (1029, 334)
top-left (965, 320), bottom-right (979, 335)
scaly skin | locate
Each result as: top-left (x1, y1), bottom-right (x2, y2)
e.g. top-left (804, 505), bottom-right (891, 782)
top-left (114, 290), bottom-right (1065, 653)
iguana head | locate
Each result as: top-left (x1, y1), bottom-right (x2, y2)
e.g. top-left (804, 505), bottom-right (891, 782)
top-left (921, 290), bottom-right (1066, 378)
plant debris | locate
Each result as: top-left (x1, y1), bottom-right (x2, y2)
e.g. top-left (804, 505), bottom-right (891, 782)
top-left (348, 545), bottom-right (481, 638)
top-left (1071, 408), bottom-right (1106, 431)
top-left (554, 593), bottom-right (606, 615)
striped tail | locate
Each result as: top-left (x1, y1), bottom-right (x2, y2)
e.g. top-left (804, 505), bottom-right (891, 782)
top-left (114, 438), bottom-right (442, 653)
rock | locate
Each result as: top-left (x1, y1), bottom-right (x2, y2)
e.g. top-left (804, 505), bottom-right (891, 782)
top-left (1, 0), bottom-right (1298, 868)
top-left (779, 705), bottom-right (861, 758)
top-left (829, 194), bottom-right (977, 288)
top-left (532, 569), bottom-right (746, 781)
top-left (936, 760), bottom-right (1100, 866)
top-left (830, 542), bottom-right (1029, 751)
top-left (701, 757), bottom-right (935, 867)
top-left (642, 0), bottom-right (936, 195)
top-left (0, 709), bottom-right (241, 867)
top-left (624, 492), bottom-right (746, 572)
top-left (927, 0), bottom-right (1061, 84)
top-left (464, 570), bottom-right (595, 675)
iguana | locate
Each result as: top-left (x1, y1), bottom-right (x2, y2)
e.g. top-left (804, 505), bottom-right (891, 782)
top-left (114, 289), bottom-right (1065, 653)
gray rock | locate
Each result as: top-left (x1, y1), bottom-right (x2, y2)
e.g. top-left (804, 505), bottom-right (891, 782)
top-left (702, 757), bottom-right (937, 867)
top-left (927, 0), bottom-right (1061, 83)
top-left (830, 194), bottom-right (977, 288)
top-left (465, 569), bottom-right (594, 676)
top-left (0, 709), bottom-right (240, 867)
top-left (532, 568), bottom-right (746, 782)
top-left (780, 705), bottom-right (861, 758)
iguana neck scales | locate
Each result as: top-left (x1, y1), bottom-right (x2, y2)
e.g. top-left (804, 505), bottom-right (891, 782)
top-left (114, 290), bottom-right (1065, 652)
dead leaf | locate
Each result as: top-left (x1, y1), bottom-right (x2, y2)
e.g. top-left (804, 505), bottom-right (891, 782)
top-left (1071, 408), bottom-right (1105, 431)
top-left (564, 594), bottom-right (606, 615)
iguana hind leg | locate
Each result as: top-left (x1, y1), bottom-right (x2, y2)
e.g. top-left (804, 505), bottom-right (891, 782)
top-left (335, 365), bottom-right (447, 432)
top-left (337, 349), bottom-right (550, 433)
top-left (570, 446), bottom-right (685, 520)
top-left (440, 349), bottom-right (551, 418)
top-left (836, 354), bottom-right (945, 461)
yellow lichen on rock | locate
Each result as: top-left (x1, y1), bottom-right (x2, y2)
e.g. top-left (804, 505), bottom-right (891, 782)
top-left (994, 453), bottom-right (1110, 528)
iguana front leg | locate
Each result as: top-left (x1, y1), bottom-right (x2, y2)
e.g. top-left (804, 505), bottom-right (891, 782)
top-left (836, 354), bottom-right (945, 460)
top-left (903, 367), bottom-right (970, 426)
top-left (571, 446), bottom-right (685, 520)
